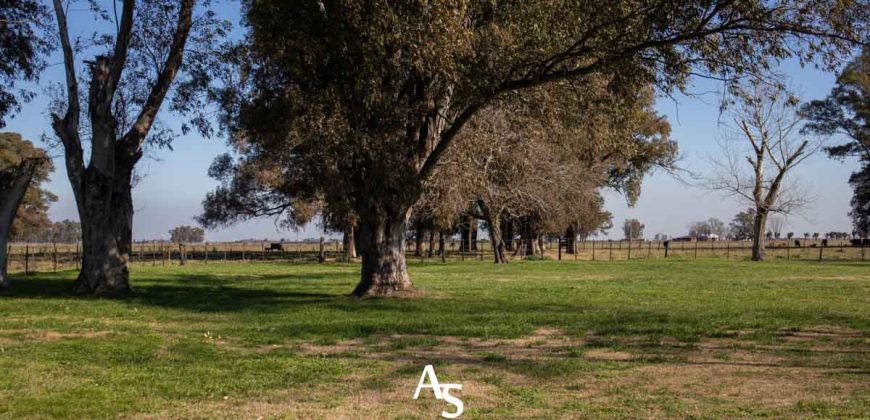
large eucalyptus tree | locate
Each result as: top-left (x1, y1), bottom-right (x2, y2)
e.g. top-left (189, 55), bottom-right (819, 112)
top-left (218, 0), bottom-right (866, 296)
top-left (50, 0), bottom-right (227, 293)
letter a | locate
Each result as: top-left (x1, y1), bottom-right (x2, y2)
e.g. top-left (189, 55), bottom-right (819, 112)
top-left (413, 364), bottom-right (443, 400)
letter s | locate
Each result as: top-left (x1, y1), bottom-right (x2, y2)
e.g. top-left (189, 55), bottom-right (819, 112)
top-left (440, 384), bottom-right (463, 419)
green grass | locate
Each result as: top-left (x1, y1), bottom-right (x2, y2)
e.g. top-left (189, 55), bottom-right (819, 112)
top-left (0, 259), bottom-right (868, 418)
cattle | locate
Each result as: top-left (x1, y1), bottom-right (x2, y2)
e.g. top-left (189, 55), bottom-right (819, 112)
top-left (821, 239), bottom-right (828, 247)
top-left (794, 240), bottom-right (801, 248)
top-left (265, 243), bottom-right (283, 252)
top-left (850, 238), bottom-right (870, 247)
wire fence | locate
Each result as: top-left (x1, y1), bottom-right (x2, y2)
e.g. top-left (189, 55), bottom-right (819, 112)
top-left (6, 237), bottom-right (869, 275)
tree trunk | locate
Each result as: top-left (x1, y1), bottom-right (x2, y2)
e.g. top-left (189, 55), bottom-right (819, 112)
top-left (343, 226), bottom-right (357, 259)
top-left (0, 159), bottom-right (42, 290)
top-left (352, 211), bottom-right (414, 297)
top-left (438, 231), bottom-right (445, 257)
top-left (481, 204), bottom-right (508, 264)
top-left (751, 209), bottom-right (768, 261)
top-left (519, 219), bottom-right (535, 256)
top-left (564, 226), bottom-right (576, 254)
top-left (414, 225), bottom-right (424, 257)
top-left (459, 215), bottom-right (474, 252)
top-left (70, 153), bottom-right (136, 295)
top-left (501, 217), bottom-right (514, 251)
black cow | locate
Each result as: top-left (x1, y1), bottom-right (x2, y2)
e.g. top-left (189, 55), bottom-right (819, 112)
top-left (266, 243), bottom-right (283, 252)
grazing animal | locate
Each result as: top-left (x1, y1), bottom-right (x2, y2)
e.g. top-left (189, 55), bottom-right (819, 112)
top-left (266, 243), bottom-right (283, 252)
top-left (794, 240), bottom-right (801, 248)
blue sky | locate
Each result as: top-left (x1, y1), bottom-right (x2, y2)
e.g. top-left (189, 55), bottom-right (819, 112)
top-left (4, 4), bottom-right (862, 241)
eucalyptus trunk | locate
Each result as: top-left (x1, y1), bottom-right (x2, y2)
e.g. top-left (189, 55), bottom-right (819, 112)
top-left (0, 159), bottom-right (42, 289)
top-left (414, 225), bottom-right (424, 257)
top-left (352, 210), bottom-right (413, 297)
top-left (751, 208), bottom-right (769, 261)
top-left (69, 142), bottom-right (139, 295)
top-left (343, 226), bottom-right (357, 259)
top-left (481, 204), bottom-right (508, 264)
top-left (564, 226), bottom-right (576, 254)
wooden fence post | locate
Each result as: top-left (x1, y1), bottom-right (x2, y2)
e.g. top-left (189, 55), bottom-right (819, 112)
top-left (694, 240), bottom-right (698, 259)
top-left (591, 240), bottom-right (595, 261)
top-left (627, 240), bottom-right (631, 260)
top-left (609, 240), bottom-right (613, 261)
top-left (25, 244), bottom-right (29, 275)
top-left (53, 242), bottom-right (57, 271)
top-left (818, 244), bottom-right (823, 262)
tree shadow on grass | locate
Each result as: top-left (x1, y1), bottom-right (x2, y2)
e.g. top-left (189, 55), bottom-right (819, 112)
top-left (1, 271), bottom-right (344, 313)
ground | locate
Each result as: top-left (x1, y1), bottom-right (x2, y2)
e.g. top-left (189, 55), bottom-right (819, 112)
top-left (0, 260), bottom-right (867, 419)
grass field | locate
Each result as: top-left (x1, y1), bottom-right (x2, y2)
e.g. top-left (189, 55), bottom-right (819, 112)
top-left (0, 260), bottom-right (868, 418)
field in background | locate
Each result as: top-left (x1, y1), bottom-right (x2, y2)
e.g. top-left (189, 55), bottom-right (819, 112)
top-left (6, 238), bottom-right (868, 274)
top-left (0, 259), bottom-right (867, 418)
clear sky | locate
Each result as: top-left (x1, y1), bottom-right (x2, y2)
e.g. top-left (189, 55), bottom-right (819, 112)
top-left (4, 4), bottom-right (862, 242)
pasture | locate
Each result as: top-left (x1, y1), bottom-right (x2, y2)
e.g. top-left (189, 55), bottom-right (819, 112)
top-left (0, 259), bottom-right (868, 418)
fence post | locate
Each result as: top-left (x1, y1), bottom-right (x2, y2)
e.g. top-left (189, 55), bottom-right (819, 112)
top-left (694, 240), bottom-right (698, 259)
top-left (609, 240), bottom-right (613, 261)
top-left (25, 244), bottom-right (29, 276)
top-left (647, 241), bottom-right (651, 259)
top-left (558, 239), bottom-right (562, 261)
top-left (818, 244), bottom-right (823, 262)
top-left (591, 240), bottom-right (595, 261)
top-left (786, 241), bottom-right (790, 260)
top-left (726, 241), bottom-right (730, 260)
top-left (53, 242), bottom-right (57, 271)
top-left (204, 243), bottom-right (208, 264)
top-left (627, 240), bottom-right (631, 260)
top-left (664, 241), bottom-right (669, 259)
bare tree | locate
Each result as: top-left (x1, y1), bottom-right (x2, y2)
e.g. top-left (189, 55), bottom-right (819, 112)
top-left (708, 84), bottom-right (821, 260)
top-left (768, 216), bottom-right (785, 239)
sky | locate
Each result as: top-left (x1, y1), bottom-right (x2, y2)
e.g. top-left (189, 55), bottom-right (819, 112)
top-left (3, 3), bottom-right (862, 242)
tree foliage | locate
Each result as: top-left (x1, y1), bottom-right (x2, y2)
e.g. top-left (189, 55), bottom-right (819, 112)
top-left (0, 0), bottom-right (52, 127)
top-left (801, 47), bottom-right (870, 237)
top-left (622, 218), bottom-right (645, 240)
top-left (169, 225), bottom-right (205, 243)
top-left (0, 132), bottom-right (55, 241)
top-left (210, 0), bottom-right (866, 294)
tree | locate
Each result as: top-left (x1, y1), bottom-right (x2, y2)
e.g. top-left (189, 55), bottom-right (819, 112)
top-left (423, 83), bottom-right (673, 263)
top-left (169, 225), bottom-right (204, 243)
top-left (729, 209), bottom-right (756, 241)
top-left (49, 0), bottom-right (228, 294)
top-left (801, 48), bottom-right (870, 238)
top-left (689, 217), bottom-right (727, 238)
top-left (709, 85), bottom-right (822, 260)
top-left (769, 216), bottom-right (785, 239)
top-left (622, 219), bottom-right (645, 240)
top-left (0, 0), bottom-right (51, 127)
top-left (0, 132), bottom-right (51, 289)
top-left (47, 220), bottom-right (82, 243)
top-left (1, 134), bottom-right (56, 243)
top-left (802, 48), bottom-right (870, 237)
top-left (217, 0), bottom-right (864, 296)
